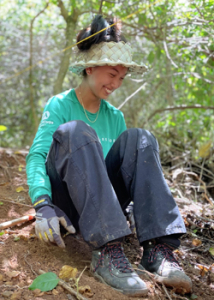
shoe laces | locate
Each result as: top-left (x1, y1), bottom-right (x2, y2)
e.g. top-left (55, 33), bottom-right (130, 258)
top-left (148, 244), bottom-right (183, 271)
top-left (94, 242), bottom-right (133, 275)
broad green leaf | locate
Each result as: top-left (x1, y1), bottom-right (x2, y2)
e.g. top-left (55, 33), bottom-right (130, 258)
top-left (0, 202), bottom-right (3, 205)
top-left (29, 272), bottom-right (59, 292)
top-left (191, 294), bottom-right (198, 299)
top-left (0, 231), bottom-right (5, 236)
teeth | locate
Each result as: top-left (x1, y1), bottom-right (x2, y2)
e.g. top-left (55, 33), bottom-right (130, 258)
top-left (105, 88), bottom-right (112, 94)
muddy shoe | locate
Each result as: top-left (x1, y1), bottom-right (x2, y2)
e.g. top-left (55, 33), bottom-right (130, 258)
top-left (138, 240), bottom-right (192, 294)
top-left (90, 242), bottom-right (148, 296)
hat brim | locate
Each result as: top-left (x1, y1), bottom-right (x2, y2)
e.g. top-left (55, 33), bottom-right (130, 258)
top-left (69, 60), bottom-right (148, 76)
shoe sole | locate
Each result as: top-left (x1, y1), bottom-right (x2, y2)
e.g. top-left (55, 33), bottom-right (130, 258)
top-left (90, 264), bottom-right (148, 297)
top-left (137, 265), bottom-right (192, 294)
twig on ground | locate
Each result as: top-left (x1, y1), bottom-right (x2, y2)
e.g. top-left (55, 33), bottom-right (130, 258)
top-left (38, 270), bottom-right (88, 300)
top-left (75, 266), bottom-right (87, 296)
top-left (136, 267), bottom-right (162, 299)
top-left (172, 293), bottom-right (189, 300)
top-left (193, 214), bottom-right (214, 223)
top-left (0, 284), bottom-right (29, 289)
top-left (187, 229), bottom-right (214, 244)
top-left (162, 283), bottom-right (173, 300)
top-left (183, 245), bottom-right (203, 252)
top-left (186, 217), bottom-right (208, 230)
top-left (0, 198), bottom-right (32, 207)
top-left (24, 251), bottom-right (37, 276)
top-left (0, 165), bottom-right (11, 181)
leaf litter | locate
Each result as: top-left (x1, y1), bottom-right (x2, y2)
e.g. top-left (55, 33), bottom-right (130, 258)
top-left (0, 147), bottom-right (214, 299)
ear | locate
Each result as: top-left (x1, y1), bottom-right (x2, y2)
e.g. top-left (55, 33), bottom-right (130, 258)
top-left (85, 67), bottom-right (93, 75)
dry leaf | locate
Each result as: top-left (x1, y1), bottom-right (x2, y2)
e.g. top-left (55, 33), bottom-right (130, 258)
top-left (16, 186), bottom-right (25, 193)
top-left (5, 271), bottom-right (20, 278)
top-left (192, 239), bottom-right (202, 247)
top-left (197, 264), bottom-right (209, 277)
top-left (79, 285), bottom-right (91, 294)
top-left (199, 141), bottom-right (212, 158)
top-left (11, 291), bottom-right (22, 300)
top-left (0, 274), bottom-right (3, 281)
top-left (85, 291), bottom-right (94, 298)
top-left (52, 289), bottom-right (59, 295)
top-left (59, 265), bottom-right (78, 281)
top-left (32, 289), bottom-right (42, 296)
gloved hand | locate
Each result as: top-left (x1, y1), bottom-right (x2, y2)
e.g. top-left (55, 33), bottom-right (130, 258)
top-left (35, 204), bottom-right (76, 248)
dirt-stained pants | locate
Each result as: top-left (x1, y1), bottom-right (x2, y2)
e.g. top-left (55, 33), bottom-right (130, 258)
top-left (45, 120), bottom-right (186, 248)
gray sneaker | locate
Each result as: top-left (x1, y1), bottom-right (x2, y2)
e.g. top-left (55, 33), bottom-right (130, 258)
top-left (138, 240), bottom-right (192, 294)
top-left (90, 242), bottom-right (148, 296)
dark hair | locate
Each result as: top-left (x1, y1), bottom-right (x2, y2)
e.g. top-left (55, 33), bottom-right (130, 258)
top-left (76, 15), bottom-right (127, 52)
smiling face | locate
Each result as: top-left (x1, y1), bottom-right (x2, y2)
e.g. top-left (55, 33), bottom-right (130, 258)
top-left (85, 65), bottom-right (128, 100)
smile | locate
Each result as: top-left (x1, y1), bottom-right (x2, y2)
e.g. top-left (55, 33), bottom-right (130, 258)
top-left (105, 87), bottom-right (113, 94)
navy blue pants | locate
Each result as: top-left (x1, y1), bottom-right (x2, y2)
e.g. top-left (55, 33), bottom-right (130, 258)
top-left (46, 120), bottom-right (186, 248)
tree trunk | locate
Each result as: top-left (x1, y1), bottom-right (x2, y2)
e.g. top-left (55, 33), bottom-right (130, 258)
top-left (53, 16), bottom-right (76, 94)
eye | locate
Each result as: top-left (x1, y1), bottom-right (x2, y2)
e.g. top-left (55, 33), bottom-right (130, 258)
top-left (110, 73), bottom-right (115, 77)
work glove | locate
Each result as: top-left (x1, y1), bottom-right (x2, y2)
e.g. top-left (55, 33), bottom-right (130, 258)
top-left (34, 195), bottom-right (76, 248)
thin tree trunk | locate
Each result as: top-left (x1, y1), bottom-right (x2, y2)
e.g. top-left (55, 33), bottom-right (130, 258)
top-left (29, 3), bottom-right (48, 134)
top-left (53, 16), bottom-right (76, 94)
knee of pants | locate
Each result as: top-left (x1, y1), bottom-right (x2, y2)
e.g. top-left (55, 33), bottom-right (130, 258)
top-left (120, 128), bottom-right (159, 151)
top-left (53, 120), bottom-right (99, 153)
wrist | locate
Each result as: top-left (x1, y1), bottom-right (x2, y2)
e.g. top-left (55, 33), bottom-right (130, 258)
top-left (33, 194), bottom-right (54, 212)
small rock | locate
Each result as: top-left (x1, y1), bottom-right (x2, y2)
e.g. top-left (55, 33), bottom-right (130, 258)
top-left (2, 291), bottom-right (13, 298)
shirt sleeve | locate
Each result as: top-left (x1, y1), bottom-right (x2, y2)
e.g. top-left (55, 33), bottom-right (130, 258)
top-left (26, 96), bottom-right (64, 204)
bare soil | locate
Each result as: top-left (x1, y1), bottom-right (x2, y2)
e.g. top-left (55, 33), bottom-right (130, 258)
top-left (0, 148), bottom-right (214, 300)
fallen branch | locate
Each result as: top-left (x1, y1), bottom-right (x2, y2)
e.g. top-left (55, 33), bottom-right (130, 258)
top-left (38, 270), bottom-right (88, 300)
top-left (0, 214), bottom-right (35, 230)
top-left (0, 198), bottom-right (32, 207)
top-left (162, 283), bottom-right (173, 300)
top-left (193, 214), bottom-right (214, 224)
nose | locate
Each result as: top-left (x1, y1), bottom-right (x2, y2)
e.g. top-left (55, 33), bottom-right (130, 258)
top-left (111, 78), bottom-right (122, 90)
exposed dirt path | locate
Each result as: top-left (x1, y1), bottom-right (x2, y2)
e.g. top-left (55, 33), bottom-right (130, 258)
top-left (0, 148), bottom-right (214, 300)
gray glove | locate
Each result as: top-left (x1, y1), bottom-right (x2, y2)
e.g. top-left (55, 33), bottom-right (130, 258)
top-left (35, 205), bottom-right (76, 248)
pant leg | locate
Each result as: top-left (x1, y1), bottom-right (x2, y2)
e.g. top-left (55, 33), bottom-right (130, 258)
top-left (46, 120), bottom-right (131, 248)
top-left (105, 128), bottom-right (186, 244)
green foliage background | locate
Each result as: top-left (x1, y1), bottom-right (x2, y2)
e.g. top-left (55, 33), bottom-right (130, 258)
top-left (1, 0), bottom-right (214, 158)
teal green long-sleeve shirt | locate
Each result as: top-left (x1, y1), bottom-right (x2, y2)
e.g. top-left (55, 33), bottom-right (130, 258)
top-left (26, 89), bottom-right (127, 204)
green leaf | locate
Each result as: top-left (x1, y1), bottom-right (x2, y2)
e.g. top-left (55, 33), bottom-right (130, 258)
top-left (0, 202), bottom-right (3, 205)
top-left (190, 294), bottom-right (198, 299)
top-left (0, 231), bottom-right (5, 236)
top-left (209, 247), bottom-right (214, 256)
top-left (29, 272), bottom-right (59, 292)
top-left (14, 236), bottom-right (20, 242)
